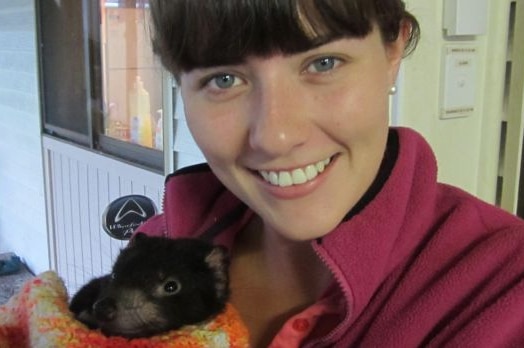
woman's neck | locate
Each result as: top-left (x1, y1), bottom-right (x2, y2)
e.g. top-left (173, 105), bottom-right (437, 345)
top-left (230, 216), bottom-right (332, 347)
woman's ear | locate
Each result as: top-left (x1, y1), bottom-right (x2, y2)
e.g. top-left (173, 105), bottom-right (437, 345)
top-left (386, 19), bottom-right (412, 83)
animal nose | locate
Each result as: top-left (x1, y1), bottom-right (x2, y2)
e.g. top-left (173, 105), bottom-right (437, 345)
top-left (93, 297), bottom-right (117, 322)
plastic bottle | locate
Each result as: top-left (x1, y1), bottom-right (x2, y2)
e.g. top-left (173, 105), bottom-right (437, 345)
top-left (128, 76), bottom-right (153, 147)
top-left (155, 109), bottom-right (163, 150)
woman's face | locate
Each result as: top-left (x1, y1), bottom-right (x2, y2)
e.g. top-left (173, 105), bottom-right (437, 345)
top-left (180, 26), bottom-right (406, 241)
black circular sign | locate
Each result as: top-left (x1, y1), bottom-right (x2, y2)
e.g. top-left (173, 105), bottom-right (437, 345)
top-left (102, 195), bottom-right (157, 240)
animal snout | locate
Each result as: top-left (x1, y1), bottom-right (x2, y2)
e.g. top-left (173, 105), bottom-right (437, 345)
top-left (93, 297), bottom-right (117, 322)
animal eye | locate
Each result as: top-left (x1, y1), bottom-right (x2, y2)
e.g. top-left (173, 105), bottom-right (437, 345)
top-left (163, 279), bottom-right (181, 295)
top-left (306, 56), bottom-right (342, 74)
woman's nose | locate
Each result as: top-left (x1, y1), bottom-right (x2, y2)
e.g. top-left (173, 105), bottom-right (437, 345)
top-left (248, 76), bottom-right (310, 156)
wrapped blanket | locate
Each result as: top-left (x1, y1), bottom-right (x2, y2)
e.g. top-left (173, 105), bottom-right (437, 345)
top-left (0, 271), bottom-right (249, 348)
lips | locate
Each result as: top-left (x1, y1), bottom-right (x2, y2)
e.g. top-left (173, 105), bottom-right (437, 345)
top-left (258, 157), bottom-right (332, 187)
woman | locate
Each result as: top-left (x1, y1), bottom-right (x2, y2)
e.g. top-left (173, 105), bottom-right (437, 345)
top-left (138, 1), bottom-right (524, 347)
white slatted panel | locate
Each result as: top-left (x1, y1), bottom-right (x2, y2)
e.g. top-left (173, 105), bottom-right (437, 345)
top-left (43, 136), bottom-right (164, 294)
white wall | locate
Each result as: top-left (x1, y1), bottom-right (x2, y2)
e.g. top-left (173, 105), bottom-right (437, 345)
top-left (401, 0), bottom-right (509, 203)
top-left (0, 0), bottom-right (49, 273)
top-left (43, 136), bottom-right (164, 293)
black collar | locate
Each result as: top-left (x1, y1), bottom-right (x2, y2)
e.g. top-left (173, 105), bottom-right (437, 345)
top-left (342, 129), bottom-right (399, 222)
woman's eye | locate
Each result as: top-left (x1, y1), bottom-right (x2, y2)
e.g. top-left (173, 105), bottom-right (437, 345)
top-left (207, 73), bottom-right (239, 90)
top-left (306, 57), bottom-right (341, 73)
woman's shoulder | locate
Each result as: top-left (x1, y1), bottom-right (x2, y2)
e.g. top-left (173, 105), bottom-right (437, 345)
top-left (436, 182), bottom-right (524, 233)
top-left (139, 163), bottom-right (249, 244)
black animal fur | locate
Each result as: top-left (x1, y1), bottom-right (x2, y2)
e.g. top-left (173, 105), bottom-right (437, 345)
top-left (69, 233), bottom-right (230, 338)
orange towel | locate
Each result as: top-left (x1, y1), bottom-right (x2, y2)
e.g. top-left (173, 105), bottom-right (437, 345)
top-left (0, 271), bottom-right (249, 348)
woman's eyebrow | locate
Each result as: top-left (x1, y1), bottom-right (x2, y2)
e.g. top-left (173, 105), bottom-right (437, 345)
top-left (191, 64), bottom-right (241, 75)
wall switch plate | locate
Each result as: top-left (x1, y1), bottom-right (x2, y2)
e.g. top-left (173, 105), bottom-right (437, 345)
top-left (440, 45), bottom-right (477, 119)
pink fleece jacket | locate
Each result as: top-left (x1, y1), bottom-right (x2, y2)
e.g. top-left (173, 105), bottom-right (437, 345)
top-left (137, 127), bottom-right (524, 347)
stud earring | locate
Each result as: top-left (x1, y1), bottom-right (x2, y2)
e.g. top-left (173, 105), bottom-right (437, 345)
top-left (389, 86), bottom-right (397, 95)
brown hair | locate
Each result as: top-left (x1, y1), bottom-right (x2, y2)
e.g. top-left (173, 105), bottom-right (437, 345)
top-left (149, 0), bottom-right (420, 78)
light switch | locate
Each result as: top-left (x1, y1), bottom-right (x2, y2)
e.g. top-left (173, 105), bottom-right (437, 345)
top-left (440, 46), bottom-right (477, 119)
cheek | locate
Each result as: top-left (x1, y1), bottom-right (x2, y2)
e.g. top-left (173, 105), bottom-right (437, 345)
top-left (311, 77), bottom-right (390, 161)
top-left (320, 78), bottom-right (390, 135)
top-left (183, 98), bottom-right (248, 165)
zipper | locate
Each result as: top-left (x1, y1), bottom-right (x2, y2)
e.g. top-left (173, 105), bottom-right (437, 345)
top-left (160, 185), bottom-right (169, 238)
top-left (304, 239), bottom-right (354, 347)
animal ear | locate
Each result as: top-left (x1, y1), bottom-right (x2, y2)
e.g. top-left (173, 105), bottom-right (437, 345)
top-left (128, 232), bottom-right (148, 247)
top-left (205, 245), bottom-right (229, 269)
top-left (205, 246), bottom-right (230, 300)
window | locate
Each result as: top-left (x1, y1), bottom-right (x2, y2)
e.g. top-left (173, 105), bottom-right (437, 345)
top-left (36, 0), bottom-right (171, 172)
top-left (37, 0), bottom-right (91, 143)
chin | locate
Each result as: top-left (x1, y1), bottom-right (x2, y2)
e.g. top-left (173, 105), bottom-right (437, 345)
top-left (271, 219), bottom-right (339, 242)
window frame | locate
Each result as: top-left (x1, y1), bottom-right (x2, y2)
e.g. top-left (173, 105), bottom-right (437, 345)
top-left (35, 0), bottom-right (166, 173)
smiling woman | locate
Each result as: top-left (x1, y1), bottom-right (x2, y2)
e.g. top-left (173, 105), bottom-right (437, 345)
top-left (134, 1), bottom-right (524, 348)
top-left (181, 29), bottom-right (406, 241)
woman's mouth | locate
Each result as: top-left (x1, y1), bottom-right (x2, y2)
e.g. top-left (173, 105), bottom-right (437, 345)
top-left (258, 157), bottom-right (333, 187)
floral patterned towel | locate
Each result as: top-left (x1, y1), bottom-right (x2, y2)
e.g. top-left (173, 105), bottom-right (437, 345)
top-left (0, 271), bottom-right (249, 348)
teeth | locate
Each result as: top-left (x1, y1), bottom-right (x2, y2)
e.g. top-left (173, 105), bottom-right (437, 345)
top-left (291, 168), bottom-right (307, 185)
top-left (259, 157), bottom-right (332, 187)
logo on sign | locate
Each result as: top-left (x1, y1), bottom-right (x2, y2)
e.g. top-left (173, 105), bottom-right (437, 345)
top-left (102, 195), bottom-right (157, 240)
